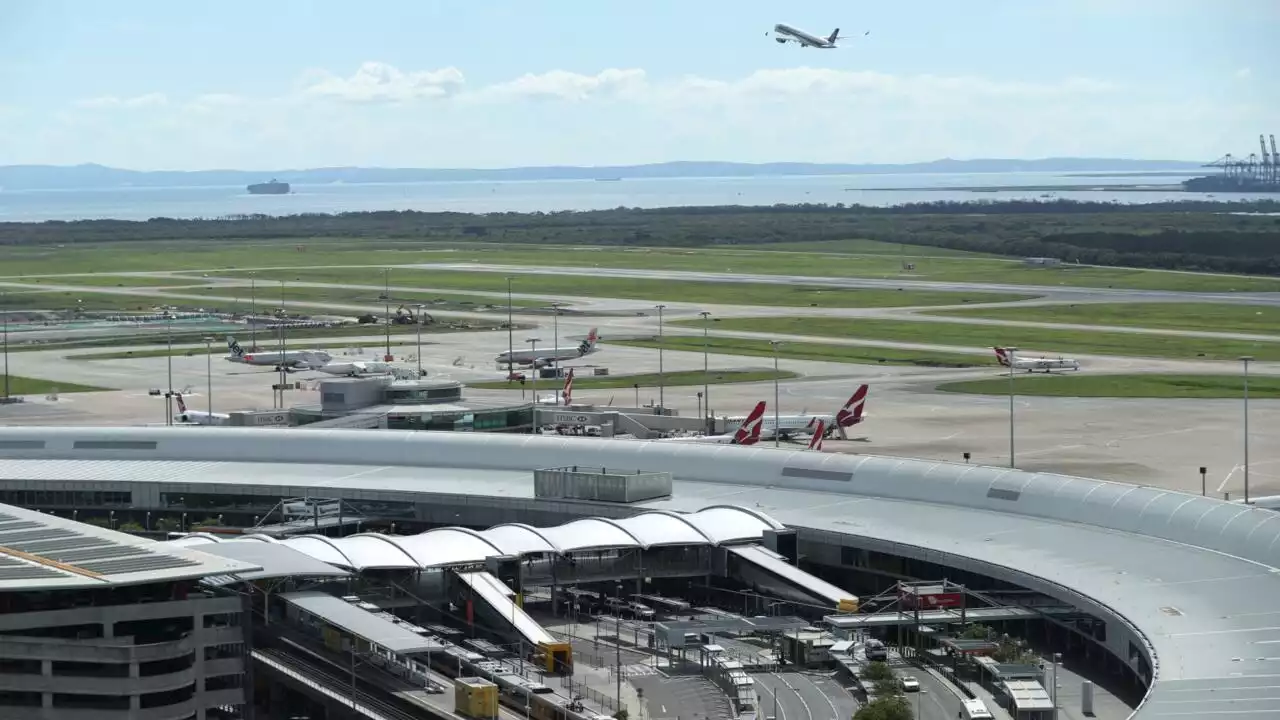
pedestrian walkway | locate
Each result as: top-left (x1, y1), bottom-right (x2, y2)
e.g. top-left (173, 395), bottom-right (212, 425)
top-left (1048, 661), bottom-right (1134, 720)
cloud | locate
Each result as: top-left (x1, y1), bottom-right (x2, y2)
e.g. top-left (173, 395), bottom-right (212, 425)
top-left (74, 93), bottom-right (168, 110)
top-left (35, 62), bottom-right (1274, 170)
top-left (302, 61), bottom-right (464, 103)
top-left (1236, 67), bottom-right (1252, 79)
top-left (478, 68), bottom-right (648, 101)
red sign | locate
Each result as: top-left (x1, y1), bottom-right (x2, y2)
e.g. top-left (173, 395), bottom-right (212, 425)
top-left (899, 589), bottom-right (964, 610)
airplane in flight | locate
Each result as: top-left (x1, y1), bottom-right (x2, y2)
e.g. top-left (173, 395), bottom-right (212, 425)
top-left (727, 384), bottom-right (870, 442)
top-left (993, 347), bottom-right (1081, 373)
top-left (224, 336), bottom-right (332, 372)
top-left (496, 329), bottom-right (599, 369)
top-left (658, 401), bottom-right (766, 445)
top-left (173, 393), bottom-right (231, 426)
top-left (769, 23), bottom-right (864, 48)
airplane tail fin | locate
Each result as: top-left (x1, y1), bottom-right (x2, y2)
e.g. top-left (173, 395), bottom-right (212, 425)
top-left (174, 393), bottom-right (187, 414)
top-left (578, 328), bottom-right (600, 355)
top-left (993, 347), bottom-right (1010, 367)
top-left (562, 368), bottom-right (574, 406)
top-left (833, 384), bottom-right (869, 440)
top-left (808, 420), bottom-right (826, 451)
top-left (731, 401), bottom-right (766, 446)
top-left (828, 28), bottom-right (840, 43)
top-left (227, 336), bottom-right (245, 358)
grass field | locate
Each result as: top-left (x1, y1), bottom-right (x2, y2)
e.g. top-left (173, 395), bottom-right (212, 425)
top-left (742, 239), bottom-right (1000, 258)
top-left (936, 374), bottom-right (1280, 399)
top-left (929, 302), bottom-right (1280, 336)
top-left (11, 275), bottom-right (205, 287)
top-left (0, 290), bottom-right (199, 312)
top-left (1, 239), bottom-right (1276, 293)
top-left (611, 336), bottom-right (987, 368)
top-left (177, 284), bottom-right (541, 310)
top-left (203, 269), bottom-right (1032, 308)
top-left (681, 317), bottom-right (1280, 361)
top-left (469, 368), bottom-right (797, 391)
top-left (0, 376), bottom-right (111, 394)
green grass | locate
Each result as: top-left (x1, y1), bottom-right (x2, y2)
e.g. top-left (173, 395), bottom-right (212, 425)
top-left (205, 269), bottom-right (1031, 308)
top-left (0, 376), bottom-right (111, 394)
top-left (611, 336), bottom-right (987, 368)
top-left (936, 374), bottom-right (1280, 399)
top-left (469, 368), bottom-right (798, 391)
top-left (0, 291), bottom-right (199, 312)
top-left (2, 239), bottom-right (1275, 293)
top-left (741, 239), bottom-right (999, 258)
top-left (10, 275), bottom-right (206, 287)
top-left (176, 284), bottom-right (541, 310)
top-left (929, 302), bottom-right (1280, 336)
top-left (680, 316), bottom-right (1280, 361)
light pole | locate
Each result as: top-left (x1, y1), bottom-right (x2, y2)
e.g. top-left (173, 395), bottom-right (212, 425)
top-left (506, 277), bottom-right (515, 375)
top-left (528, 338), bottom-right (541, 418)
top-left (551, 302), bottom-right (563, 374)
top-left (415, 304), bottom-right (425, 377)
top-left (699, 311), bottom-right (711, 431)
top-left (1007, 345), bottom-right (1018, 468)
top-left (383, 268), bottom-right (391, 361)
top-left (655, 304), bottom-right (666, 410)
top-left (203, 336), bottom-right (214, 416)
top-left (1241, 355), bottom-right (1254, 504)
top-left (2, 292), bottom-right (9, 400)
top-left (770, 341), bottom-right (781, 448)
top-left (1050, 651), bottom-right (1061, 720)
top-left (165, 311), bottom-right (174, 426)
top-left (249, 273), bottom-right (257, 351)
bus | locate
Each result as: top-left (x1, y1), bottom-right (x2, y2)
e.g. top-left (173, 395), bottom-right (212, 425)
top-left (962, 698), bottom-right (994, 719)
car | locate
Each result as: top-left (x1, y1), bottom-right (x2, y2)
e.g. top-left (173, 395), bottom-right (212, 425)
top-left (900, 676), bottom-right (921, 692)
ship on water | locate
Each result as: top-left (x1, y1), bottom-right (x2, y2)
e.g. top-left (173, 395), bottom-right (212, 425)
top-left (1182, 133), bottom-right (1280, 193)
top-left (247, 178), bottom-right (290, 195)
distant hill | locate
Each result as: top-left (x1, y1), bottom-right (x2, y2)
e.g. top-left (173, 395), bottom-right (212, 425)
top-left (0, 158), bottom-right (1205, 191)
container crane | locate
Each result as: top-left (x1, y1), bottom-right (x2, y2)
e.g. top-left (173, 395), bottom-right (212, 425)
top-left (1271, 135), bottom-right (1279, 182)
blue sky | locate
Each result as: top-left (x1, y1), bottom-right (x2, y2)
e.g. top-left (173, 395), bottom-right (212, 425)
top-left (1, 0), bottom-right (1274, 169)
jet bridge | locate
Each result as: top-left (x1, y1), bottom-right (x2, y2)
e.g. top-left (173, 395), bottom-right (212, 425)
top-left (454, 570), bottom-right (573, 674)
top-left (728, 544), bottom-right (859, 613)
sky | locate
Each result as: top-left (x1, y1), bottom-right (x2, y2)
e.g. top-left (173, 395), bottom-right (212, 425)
top-left (0, 0), bottom-right (1275, 170)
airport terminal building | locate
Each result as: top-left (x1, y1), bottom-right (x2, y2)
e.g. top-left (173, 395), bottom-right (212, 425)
top-left (289, 377), bottom-right (535, 432)
top-left (0, 426), bottom-right (1275, 720)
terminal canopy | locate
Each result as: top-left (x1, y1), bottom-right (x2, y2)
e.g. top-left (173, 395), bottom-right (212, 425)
top-left (169, 505), bottom-right (782, 572)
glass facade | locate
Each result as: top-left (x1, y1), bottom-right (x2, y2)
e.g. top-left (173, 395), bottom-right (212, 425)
top-left (0, 490), bottom-right (131, 508)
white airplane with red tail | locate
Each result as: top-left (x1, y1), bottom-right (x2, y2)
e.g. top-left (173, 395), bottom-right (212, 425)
top-left (658, 401), bottom-right (766, 446)
top-left (806, 419), bottom-right (827, 451)
top-left (993, 347), bottom-right (1080, 373)
top-left (173, 393), bottom-right (231, 426)
top-left (730, 384), bottom-right (870, 442)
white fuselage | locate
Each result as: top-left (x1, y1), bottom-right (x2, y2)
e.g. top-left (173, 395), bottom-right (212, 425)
top-left (774, 23), bottom-right (836, 48)
top-left (314, 360), bottom-right (394, 377)
top-left (174, 410), bottom-right (231, 426)
top-left (1008, 357), bottom-right (1080, 372)
top-left (497, 345), bottom-right (593, 367)
top-left (227, 349), bottom-right (332, 368)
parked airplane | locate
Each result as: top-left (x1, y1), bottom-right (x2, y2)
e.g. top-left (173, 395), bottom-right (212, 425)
top-left (770, 23), bottom-right (862, 48)
top-left (728, 384), bottom-right (870, 442)
top-left (993, 347), bottom-right (1080, 373)
top-left (807, 419), bottom-right (826, 451)
top-left (658, 401), bottom-right (766, 445)
top-left (225, 336), bottom-right (331, 371)
top-left (173, 393), bottom-right (231, 426)
top-left (497, 329), bottom-right (599, 369)
top-left (313, 359), bottom-right (395, 377)
top-left (535, 369), bottom-right (576, 406)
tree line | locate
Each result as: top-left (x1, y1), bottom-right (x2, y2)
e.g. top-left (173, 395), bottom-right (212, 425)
top-left (2, 199), bottom-right (1278, 276)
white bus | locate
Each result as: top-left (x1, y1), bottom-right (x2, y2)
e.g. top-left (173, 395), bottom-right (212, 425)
top-left (962, 698), bottom-right (994, 719)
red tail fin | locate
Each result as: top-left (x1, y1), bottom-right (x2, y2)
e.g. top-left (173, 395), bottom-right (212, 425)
top-left (993, 347), bottom-right (1010, 367)
top-left (807, 420), bottom-right (826, 451)
top-left (174, 393), bottom-right (187, 414)
top-left (732, 401), bottom-right (766, 445)
top-left (562, 368), bottom-right (574, 406)
top-left (834, 384), bottom-right (868, 428)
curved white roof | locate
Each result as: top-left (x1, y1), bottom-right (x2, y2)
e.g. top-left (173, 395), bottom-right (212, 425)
top-left (538, 517), bottom-right (642, 552)
top-left (4, 426), bottom-right (1280, 720)
top-left (281, 535), bottom-right (356, 568)
top-left (613, 511), bottom-right (712, 547)
top-left (481, 524), bottom-right (559, 556)
top-left (389, 527), bottom-right (504, 568)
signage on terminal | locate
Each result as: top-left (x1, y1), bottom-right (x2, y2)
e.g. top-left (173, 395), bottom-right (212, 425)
top-left (553, 414), bottom-right (592, 424)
